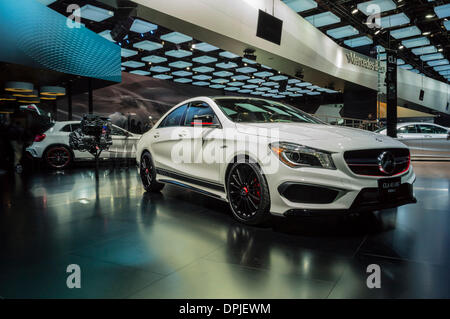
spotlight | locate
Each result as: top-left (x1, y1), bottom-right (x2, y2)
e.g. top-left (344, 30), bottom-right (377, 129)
top-left (279, 80), bottom-right (288, 92)
top-left (425, 13), bottom-right (435, 19)
top-left (351, 8), bottom-right (358, 14)
top-left (422, 31), bottom-right (431, 35)
top-left (111, 16), bottom-right (135, 42)
top-left (243, 48), bottom-right (257, 61)
top-left (399, 45), bottom-right (404, 49)
top-left (374, 30), bottom-right (381, 35)
top-left (295, 69), bottom-right (304, 80)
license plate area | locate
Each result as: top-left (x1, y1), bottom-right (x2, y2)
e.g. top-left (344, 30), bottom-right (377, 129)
top-left (378, 177), bottom-right (401, 199)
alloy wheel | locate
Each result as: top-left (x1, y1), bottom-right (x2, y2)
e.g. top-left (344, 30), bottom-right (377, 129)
top-left (140, 154), bottom-right (153, 188)
top-left (228, 164), bottom-right (262, 220)
top-left (46, 147), bottom-right (71, 169)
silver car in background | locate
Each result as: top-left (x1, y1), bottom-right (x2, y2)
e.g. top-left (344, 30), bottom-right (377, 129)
top-left (376, 123), bottom-right (450, 159)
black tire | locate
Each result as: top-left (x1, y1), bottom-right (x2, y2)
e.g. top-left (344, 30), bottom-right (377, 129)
top-left (140, 151), bottom-right (165, 192)
top-left (44, 145), bottom-right (73, 169)
top-left (226, 160), bottom-right (271, 225)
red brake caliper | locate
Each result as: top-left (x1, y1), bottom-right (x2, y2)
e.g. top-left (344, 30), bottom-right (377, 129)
top-left (253, 178), bottom-right (260, 199)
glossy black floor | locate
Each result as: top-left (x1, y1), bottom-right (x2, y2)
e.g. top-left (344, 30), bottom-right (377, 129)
top-left (0, 161), bottom-right (449, 299)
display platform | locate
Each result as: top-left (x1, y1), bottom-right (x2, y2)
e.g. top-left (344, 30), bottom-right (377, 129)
top-left (0, 162), bottom-right (449, 298)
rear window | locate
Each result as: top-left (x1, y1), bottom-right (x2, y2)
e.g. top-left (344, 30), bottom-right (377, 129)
top-left (60, 124), bottom-right (72, 132)
top-left (59, 123), bottom-right (81, 132)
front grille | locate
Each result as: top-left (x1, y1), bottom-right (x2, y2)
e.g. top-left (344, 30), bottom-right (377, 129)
top-left (344, 148), bottom-right (410, 177)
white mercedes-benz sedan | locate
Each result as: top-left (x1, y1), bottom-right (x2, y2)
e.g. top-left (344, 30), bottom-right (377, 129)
top-left (136, 97), bottom-right (416, 225)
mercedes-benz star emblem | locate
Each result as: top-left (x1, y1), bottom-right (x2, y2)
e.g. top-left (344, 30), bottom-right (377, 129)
top-left (378, 151), bottom-right (396, 175)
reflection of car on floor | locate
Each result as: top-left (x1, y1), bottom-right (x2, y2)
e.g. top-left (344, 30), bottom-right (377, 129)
top-left (26, 121), bottom-right (141, 169)
top-left (136, 97), bottom-right (416, 225)
top-left (376, 123), bottom-right (450, 159)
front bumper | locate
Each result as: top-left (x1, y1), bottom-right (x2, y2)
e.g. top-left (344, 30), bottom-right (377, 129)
top-left (264, 152), bottom-right (416, 216)
top-left (283, 183), bottom-right (416, 217)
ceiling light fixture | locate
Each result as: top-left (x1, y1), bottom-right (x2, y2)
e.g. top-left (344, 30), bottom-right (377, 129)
top-left (4, 81), bottom-right (34, 93)
top-left (425, 14), bottom-right (435, 19)
top-left (40, 86), bottom-right (66, 96)
top-left (351, 8), bottom-right (358, 15)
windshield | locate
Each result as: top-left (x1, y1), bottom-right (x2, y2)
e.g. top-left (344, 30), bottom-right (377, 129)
top-left (214, 98), bottom-right (324, 124)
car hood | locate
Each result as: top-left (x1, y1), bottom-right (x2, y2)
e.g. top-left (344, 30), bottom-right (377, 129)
top-left (235, 123), bottom-right (406, 152)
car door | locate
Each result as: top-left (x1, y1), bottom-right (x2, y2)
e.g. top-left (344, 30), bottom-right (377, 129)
top-left (396, 124), bottom-right (423, 156)
top-left (417, 124), bottom-right (450, 157)
top-left (178, 101), bottom-right (224, 184)
top-left (123, 130), bottom-right (141, 158)
top-left (107, 125), bottom-right (130, 159)
top-left (150, 104), bottom-right (189, 174)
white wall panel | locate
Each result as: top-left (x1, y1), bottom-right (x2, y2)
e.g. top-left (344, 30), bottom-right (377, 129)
top-left (131, 0), bottom-right (449, 114)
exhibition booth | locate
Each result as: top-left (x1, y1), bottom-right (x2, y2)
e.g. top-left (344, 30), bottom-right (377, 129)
top-left (0, 0), bottom-right (449, 301)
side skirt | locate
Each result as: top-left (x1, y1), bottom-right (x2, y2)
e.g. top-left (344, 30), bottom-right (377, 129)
top-left (156, 168), bottom-right (226, 201)
top-left (159, 179), bottom-right (226, 201)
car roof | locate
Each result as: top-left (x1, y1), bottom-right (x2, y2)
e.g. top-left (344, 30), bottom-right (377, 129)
top-left (54, 121), bottom-right (80, 124)
top-left (53, 121), bottom-right (80, 127)
top-left (210, 96), bottom-right (272, 101)
top-left (397, 122), bottom-right (447, 127)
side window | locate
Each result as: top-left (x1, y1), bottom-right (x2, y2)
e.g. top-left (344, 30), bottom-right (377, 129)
top-left (431, 126), bottom-right (448, 134)
top-left (159, 104), bottom-right (188, 128)
top-left (398, 125), bottom-right (418, 134)
top-left (418, 125), bottom-right (437, 134)
top-left (60, 124), bottom-right (72, 132)
top-left (184, 101), bottom-right (219, 126)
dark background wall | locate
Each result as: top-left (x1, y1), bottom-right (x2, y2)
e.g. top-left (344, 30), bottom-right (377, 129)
top-left (343, 82), bottom-right (378, 120)
top-left (36, 72), bottom-right (343, 129)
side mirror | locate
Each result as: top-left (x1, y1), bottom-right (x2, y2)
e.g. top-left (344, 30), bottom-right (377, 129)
top-left (191, 114), bottom-right (218, 127)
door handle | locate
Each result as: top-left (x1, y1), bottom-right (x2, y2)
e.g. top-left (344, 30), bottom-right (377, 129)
top-left (154, 133), bottom-right (160, 138)
top-left (178, 130), bottom-right (188, 138)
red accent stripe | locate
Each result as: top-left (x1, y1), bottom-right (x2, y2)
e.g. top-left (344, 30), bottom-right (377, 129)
top-left (354, 152), bottom-right (411, 177)
top-left (191, 122), bottom-right (213, 125)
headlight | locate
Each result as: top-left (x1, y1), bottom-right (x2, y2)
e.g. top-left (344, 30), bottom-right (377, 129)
top-left (270, 142), bottom-right (335, 169)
